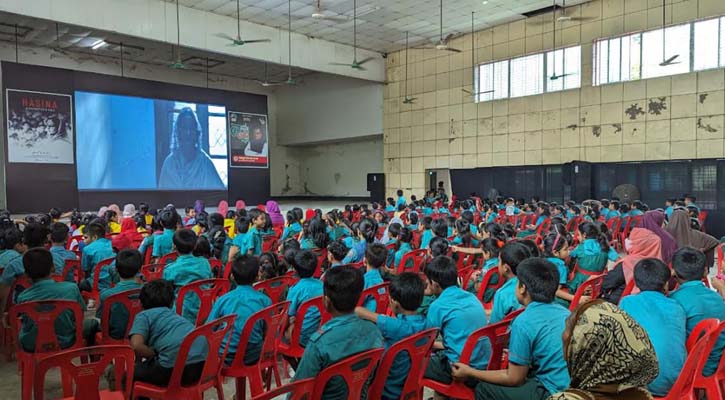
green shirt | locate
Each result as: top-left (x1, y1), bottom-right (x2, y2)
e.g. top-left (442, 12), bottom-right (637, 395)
top-left (162, 254), bottom-right (213, 323)
top-left (0, 249), bottom-right (24, 285)
top-left (16, 279), bottom-right (86, 352)
top-left (152, 228), bottom-right (176, 258)
top-left (129, 307), bottom-right (208, 368)
top-left (96, 280), bottom-right (143, 340)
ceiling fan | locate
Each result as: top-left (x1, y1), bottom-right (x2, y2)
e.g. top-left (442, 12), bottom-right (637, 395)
top-left (416, 0), bottom-right (461, 53)
top-left (549, 1), bottom-right (572, 81)
top-left (216, 0), bottom-right (270, 46)
top-left (659, 0), bottom-right (680, 66)
top-left (284, 0), bottom-right (297, 85)
top-left (402, 32), bottom-right (416, 104)
top-left (555, 0), bottom-right (596, 23)
top-left (462, 12), bottom-right (494, 99)
top-left (329, 0), bottom-right (374, 70)
top-left (255, 63), bottom-right (284, 87)
top-left (169, 0), bottom-right (186, 69)
top-left (311, 0), bottom-right (349, 23)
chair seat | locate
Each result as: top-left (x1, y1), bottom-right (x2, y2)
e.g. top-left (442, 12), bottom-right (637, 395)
top-left (61, 390), bottom-right (125, 400)
top-left (421, 378), bottom-right (475, 400)
top-left (277, 341), bottom-right (303, 359)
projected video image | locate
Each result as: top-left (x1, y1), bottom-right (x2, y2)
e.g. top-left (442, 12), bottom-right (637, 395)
top-left (75, 91), bottom-right (228, 190)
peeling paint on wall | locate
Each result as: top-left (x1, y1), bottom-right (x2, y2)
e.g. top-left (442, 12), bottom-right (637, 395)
top-left (625, 103), bottom-right (645, 120)
top-left (592, 126), bottom-right (602, 137)
top-left (697, 117), bottom-right (718, 133)
top-left (612, 123), bottom-right (622, 134)
top-left (700, 93), bottom-right (709, 104)
top-left (566, 124), bottom-right (578, 130)
top-left (647, 97), bottom-right (667, 115)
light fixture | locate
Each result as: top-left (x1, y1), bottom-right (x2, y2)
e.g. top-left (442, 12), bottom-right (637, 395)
top-left (91, 39), bottom-right (106, 50)
top-left (482, 0), bottom-right (488, 4)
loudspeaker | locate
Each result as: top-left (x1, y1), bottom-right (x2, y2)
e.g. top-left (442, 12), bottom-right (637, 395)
top-left (367, 173), bottom-right (385, 203)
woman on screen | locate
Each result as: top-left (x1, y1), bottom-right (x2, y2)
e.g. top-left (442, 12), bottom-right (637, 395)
top-left (159, 107), bottom-right (225, 190)
top-left (243, 126), bottom-right (268, 157)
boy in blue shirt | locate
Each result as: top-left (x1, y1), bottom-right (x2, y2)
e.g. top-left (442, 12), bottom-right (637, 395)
top-left (326, 240), bottom-right (348, 269)
top-left (284, 250), bottom-right (324, 367)
top-left (80, 222), bottom-right (117, 293)
top-left (684, 194), bottom-right (700, 212)
top-left (130, 279), bottom-right (208, 387)
top-left (0, 225), bottom-right (42, 312)
top-left (152, 209), bottom-right (179, 259)
top-left (362, 243), bottom-right (386, 311)
top-left (356, 272), bottom-right (427, 400)
top-left (293, 266), bottom-right (383, 398)
top-left (489, 242), bottom-right (531, 323)
top-left (670, 247), bottom-right (725, 377)
top-left (229, 209), bottom-right (266, 259)
top-left (16, 247), bottom-right (86, 352)
top-left (49, 222), bottom-right (78, 282)
top-left (385, 197), bottom-right (396, 213)
top-left (419, 216), bottom-right (434, 249)
top-left (620, 258), bottom-right (687, 397)
top-left (162, 229), bottom-right (213, 324)
top-left (207, 254), bottom-right (271, 367)
top-left (423, 256), bottom-right (488, 393)
top-left (452, 257), bottom-right (570, 400)
top-left (396, 189), bottom-right (407, 209)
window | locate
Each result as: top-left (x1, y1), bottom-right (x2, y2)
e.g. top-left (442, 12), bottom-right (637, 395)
top-left (594, 16), bottom-right (725, 86)
top-left (475, 45), bottom-right (581, 102)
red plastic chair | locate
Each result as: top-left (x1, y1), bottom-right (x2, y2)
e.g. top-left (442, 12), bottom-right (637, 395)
top-left (82, 257), bottom-right (115, 304)
top-left (368, 328), bottom-right (438, 400)
top-left (33, 345), bottom-right (135, 400)
top-left (654, 335), bottom-right (710, 400)
top-left (693, 320), bottom-right (725, 399)
top-left (158, 251), bottom-right (179, 265)
top-left (477, 268), bottom-right (505, 310)
top-left (619, 279), bottom-right (637, 304)
top-left (699, 210), bottom-right (708, 232)
top-left (686, 318), bottom-right (719, 352)
top-left (262, 236), bottom-right (278, 253)
top-left (143, 245), bottom-right (153, 265)
top-left (312, 249), bottom-right (328, 278)
top-left (251, 378), bottom-right (316, 400)
top-left (357, 282), bottom-right (390, 315)
top-left (453, 251), bottom-right (480, 272)
top-left (53, 259), bottom-right (82, 284)
top-left (99, 288), bottom-right (142, 345)
top-left (222, 302), bottom-right (291, 400)
top-left (278, 296), bottom-right (333, 359)
top-left (311, 348), bottom-right (385, 400)
top-left (422, 319), bottom-right (513, 400)
top-left (411, 230), bottom-right (422, 249)
top-left (502, 307), bottom-right (525, 322)
top-left (10, 300), bottom-right (84, 400)
top-left (67, 235), bottom-right (84, 251)
top-left (140, 263), bottom-right (165, 282)
top-left (176, 279), bottom-right (231, 326)
top-left (397, 249), bottom-right (428, 274)
top-left (569, 275), bottom-right (604, 311)
top-left (209, 259), bottom-right (223, 278)
top-left (133, 315), bottom-right (236, 400)
top-left (253, 276), bottom-right (299, 303)
top-left (0, 275), bottom-right (31, 361)
top-left (223, 261), bottom-right (234, 280)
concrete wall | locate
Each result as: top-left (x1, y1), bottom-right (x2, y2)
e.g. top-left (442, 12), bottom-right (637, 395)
top-left (382, 0), bottom-right (725, 198)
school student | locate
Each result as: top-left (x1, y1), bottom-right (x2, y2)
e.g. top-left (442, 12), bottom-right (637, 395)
top-left (567, 222), bottom-right (610, 293)
top-left (16, 248), bottom-right (86, 352)
top-left (161, 229), bottom-right (213, 323)
top-left (670, 247), bottom-right (725, 377)
top-left (392, 227), bottom-right (413, 270)
top-left (300, 218), bottom-right (329, 251)
top-left (0, 225), bottom-right (42, 309)
top-left (620, 258), bottom-right (687, 397)
top-left (281, 210), bottom-right (303, 242)
top-left (80, 222), bottom-right (117, 293)
top-left (542, 232), bottom-right (575, 306)
top-left (285, 250), bottom-right (324, 352)
top-left (48, 222), bottom-right (78, 281)
top-left (230, 209), bottom-right (266, 259)
top-left (341, 218), bottom-right (376, 265)
top-left (361, 243), bottom-right (386, 311)
top-left (355, 272), bottom-right (427, 400)
top-left (457, 238), bottom-right (502, 302)
top-left (489, 242), bottom-right (532, 324)
top-left (419, 216), bottom-right (435, 249)
top-left (206, 254), bottom-right (271, 365)
top-left (451, 257), bottom-right (571, 400)
top-left (292, 266), bottom-right (383, 398)
top-left (326, 240), bottom-right (348, 269)
top-left (152, 209), bottom-right (179, 258)
top-left (396, 189), bottom-right (407, 209)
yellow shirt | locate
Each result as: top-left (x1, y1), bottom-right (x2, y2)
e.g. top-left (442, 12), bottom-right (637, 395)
top-left (108, 221), bottom-right (121, 234)
top-left (224, 218), bottom-right (236, 239)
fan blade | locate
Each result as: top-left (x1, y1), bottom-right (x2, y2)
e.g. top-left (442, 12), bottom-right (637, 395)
top-left (329, 62), bottom-right (354, 67)
top-left (659, 54), bottom-right (680, 66)
top-left (445, 47), bottom-right (462, 53)
top-left (356, 57), bottom-right (374, 65)
top-left (242, 39), bottom-right (271, 44)
top-left (443, 33), bottom-right (455, 43)
top-left (461, 88), bottom-right (472, 94)
top-left (214, 32), bottom-right (237, 42)
top-left (413, 46), bottom-right (436, 50)
top-left (550, 73), bottom-right (572, 80)
top-left (314, 15), bottom-right (349, 22)
top-left (255, 80), bottom-right (284, 87)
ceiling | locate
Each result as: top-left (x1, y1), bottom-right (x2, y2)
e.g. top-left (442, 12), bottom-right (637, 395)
top-left (0, 11), bottom-right (313, 84)
top-left (181, 0), bottom-right (592, 53)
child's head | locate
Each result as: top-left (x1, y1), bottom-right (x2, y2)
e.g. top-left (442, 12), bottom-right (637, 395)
top-left (386, 197), bottom-right (396, 207)
top-left (388, 223), bottom-right (402, 240)
top-left (159, 209), bottom-right (178, 230)
top-left (294, 250), bottom-right (318, 278)
top-left (396, 189), bottom-right (403, 197)
top-left (424, 255), bottom-right (458, 295)
top-left (139, 202), bottom-right (150, 215)
top-left (247, 209), bottom-right (266, 229)
top-left (429, 236), bottom-right (450, 257)
top-left (116, 248), bottom-right (142, 279)
top-left (259, 252), bottom-right (283, 280)
top-left (619, 203), bottom-right (630, 214)
top-left (389, 272), bottom-right (424, 313)
top-left (364, 243), bottom-right (387, 270)
top-left (323, 265), bottom-right (364, 314)
top-left (193, 235), bottom-right (212, 258)
top-left (398, 227), bottom-right (412, 244)
top-left (235, 215), bottom-right (251, 235)
top-left (226, 210), bottom-right (238, 219)
top-left (50, 222), bottom-right (70, 245)
top-left (231, 254), bottom-right (260, 285)
top-left (420, 216), bottom-right (433, 230)
top-left (286, 210), bottom-right (299, 225)
top-left (632, 200), bottom-right (643, 210)
top-left (140, 279), bottom-right (175, 310)
top-left (480, 238), bottom-right (503, 260)
top-left (327, 240), bottom-right (348, 264)
top-left (685, 194), bottom-right (696, 205)
top-left (209, 213), bottom-right (224, 228)
top-left (499, 241), bottom-right (532, 277)
top-left (358, 218), bottom-right (377, 243)
top-left (172, 229), bottom-right (197, 255)
top-left (408, 212), bottom-right (419, 226)
top-left (542, 232), bottom-right (570, 260)
top-left (307, 218), bottom-right (330, 248)
top-left (23, 247), bottom-right (54, 282)
top-left (518, 239), bottom-right (540, 257)
top-left (185, 206), bottom-right (195, 217)
top-left (431, 218), bottom-right (448, 238)
top-left (515, 258), bottom-right (559, 305)
top-left (104, 209), bottom-right (118, 224)
top-left (49, 208), bottom-right (62, 221)
top-left (3, 227), bottom-right (24, 252)
top-left (665, 198), bottom-right (675, 207)
top-left (672, 247), bottom-right (706, 283)
top-left (610, 200), bottom-right (620, 211)
top-left (633, 258), bottom-right (671, 293)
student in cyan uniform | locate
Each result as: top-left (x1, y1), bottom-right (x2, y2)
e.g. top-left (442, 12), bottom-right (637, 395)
top-left (542, 232), bottom-right (575, 306)
top-left (361, 243), bottom-right (386, 312)
top-left (452, 258), bottom-right (571, 400)
top-left (396, 189), bottom-right (407, 209)
top-left (130, 279), bottom-right (208, 387)
top-left (0, 225), bottom-right (39, 312)
top-left (620, 258), bottom-right (687, 397)
top-left (152, 209), bottom-right (179, 259)
top-left (670, 247), bottom-right (725, 377)
top-left (80, 222), bottom-right (116, 293)
top-left (16, 247), bottom-right (86, 352)
top-left (488, 241), bottom-right (532, 324)
top-left (355, 272), bottom-right (427, 400)
top-left (162, 229), bottom-right (213, 324)
top-left (206, 254), bottom-right (271, 368)
top-left (292, 266), bottom-right (383, 398)
top-left (392, 227), bottom-right (413, 271)
top-left (284, 250), bottom-right (324, 367)
top-left (231, 209), bottom-right (266, 258)
top-left (419, 216), bottom-right (434, 249)
top-left (326, 240), bottom-right (348, 269)
top-left (280, 210), bottom-right (302, 241)
top-left (567, 222), bottom-right (610, 294)
top-left (49, 222), bottom-right (78, 282)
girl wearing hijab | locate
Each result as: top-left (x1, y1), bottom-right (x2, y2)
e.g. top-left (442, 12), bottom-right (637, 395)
top-left (601, 228), bottom-right (662, 304)
top-left (112, 216), bottom-right (144, 251)
top-left (194, 200), bottom-right (205, 216)
top-left (549, 300), bottom-right (658, 400)
top-left (640, 210), bottom-right (677, 264)
top-left (666, 209), bottom-right (719, 269)
top-left (235, 199), bottom-right (246, 212)
top-left (265, 200), bottom-right (285, 227)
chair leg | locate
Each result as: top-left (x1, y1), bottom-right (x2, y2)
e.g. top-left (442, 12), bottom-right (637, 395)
top-left (272, 364), bottom-right (282, 388)
top-left (20, 364), bottom-right (32, 400)
top-left (215, 378), bottom-right (225, 400)
top-left (234, 377), bottom-right (246, 400)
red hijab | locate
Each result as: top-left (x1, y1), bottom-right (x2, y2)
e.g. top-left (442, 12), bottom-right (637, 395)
top-left (620, 228), bottom-right (662, 294)
top-left (112, 218), bottom-right (143, 251)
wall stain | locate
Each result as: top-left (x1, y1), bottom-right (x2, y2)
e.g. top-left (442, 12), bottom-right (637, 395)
top-left (281, 164), bottom-right (292, 194)
top-left (592, 126), bottom-right (602, 137)
top-left (625, 103), bottom-right (645, 120)
top-left (612, 123), bottom-right (622, 134)
top-left (697, 117), bottom-right (718, 133)
top-left (647, 97), bottom-right (667, 115)
top-left (566, 124), bottom-right (578, 130)
top-left (699, 93), bottom-right (709, 104)
top-left (334, 173), bottom-right (341, 184)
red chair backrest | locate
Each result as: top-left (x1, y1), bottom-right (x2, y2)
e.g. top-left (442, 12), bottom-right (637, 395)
top-left (158, 251), bottom-right (178, 265)
top-left (699, 210), bottom-right (708, 232)
top-left (33, 345), bottom-right (135, 400)
top-left (619, 279), bottom-right (636, 304)
top-left (176, 279), bottom-right (231, 326)
top-left (477, 268), bottom-right (505, 309)
top-left (311, 348), bottom-right (385, 400)
top-left (666, 334), bottom-right (710, 399)
top-left (368, 329), bottom-right (438, 400)
top-left (565, 217), bottom-right (581, 233)
top-left (411, 230), bottom-right (422, 249)
top-left (375, 226), bottom-right (386, 240)
top-left (5, 275), bottom-right (32, 315)
top-left (313, 249), bottom-right (328, 278)
top-left (253, 276), bottom-right (299, 303)
top-left (262, 235), bottom-right (278, 253)
top-left (460, 319), bottom-right (512, 370)
top-left (90, 257), bottom-right (115, 292)
top-left (208, 259), bottom-right (223, 278)
top-left (453, 251), bottom-right (479, 272)
top-left (535, 218), bottom-right (551, 237)
top-left (687, 318), bottom-right (719, 352)
top-left (502, 307), bottom-right (525, 322)
top-left (53, 259), bottom-right (82, 284)
top-left (357, 282), bottom-right (390, 315)
top-left (10, 300), bottom-right (84, 354)
top-left (223, 261), bottom-right (234, 280)
top-left (140, 263), bottom-right (165, 282)
top-left (569, 275), bottom-right (604, 311)
top-left (283, 296), bottom-right (332, 356)
top-left (100, 288), bottom-right (142, 345)
top-left (143, 244), bottom-right (153, 265)
top-left (397, 249), bottom-right (428, 274)
top-left (67, 235), bottom-right (84, 251)
top-left (251, 378), bottom-right (316, 400)
top-left (227, 302), bottom-right (290, 376)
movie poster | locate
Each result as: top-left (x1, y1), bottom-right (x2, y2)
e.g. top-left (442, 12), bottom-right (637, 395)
top-left (5, 89), bottom-right (74, 164)
top-left (228, 111), bottom-right (269, 168)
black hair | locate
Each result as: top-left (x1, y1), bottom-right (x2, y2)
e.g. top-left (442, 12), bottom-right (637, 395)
top-left (454, 219), bottom-right (472, 247)
top-left (685, 194), bottom-right (697, 202)
top-left (307, 218), bottom-right (330, 249)
top-left (483, 223), bottom-right (507, 242)
top-left (235, 215), bottom-right (251, 235)
top-left (49, 208), bottom-right (62, 220)
top-left (259, 252), bottom-right (284, 280)
top-left (282, 240), bottom-right (301, 270)
top-left (159, 209), bottom-right (178, 230)
top-left (408, 212), bottom-right (419, 226)
top-left (286, 210), bottom-right (300, 225)
top-left (139, 203), bottom-right (150, 213)
top-left (37, 214), bottom-right (52, 228)
top-left (517, 258), bottom-right (559, 303)
top-left (172, 229), bottom-right (197, 254)
top-left (193, 235), bottom-right (212, 258)
top-left (231, 254), bottom-right (260, 285)
top-left (633, 258), bottom-right (670, 292)
top-left (24, 223), bottom-right (49, 248)
top-left (672, 247), bottom-right (707, 282)
top-left (431, 218), bottom-right (448, 238)
top-left (396, 189), bottom-right (403, 197)
top-left (386, 197), bottom-right (395, 206)
top-left (116, 248), bottom-right (142, 279)
top-left (247, 209), bottom-right (265, 225)
top-left (429, 236), bottom-right (449, 257)
top-left (619, 203), bottom-right (630, 214)
top-left (365, 243), bottom-right (388, 269)
top-left (323, 265), bottom-right (364, 313)
top-left (294, 250), bottom-right (318, 278)
top-left (388, 223), bottom-right (402, 240)
top-left (185, 206), bottom-right (194, 215)
top-left (480, 238), bottom-right (502, 259)
top-left (327, 240), bottom-right (348, 262)
top-left (420, 216), bottom-right (433, 230)
top-left (424, 255), bottom-right (458, 289)
top-left (50, 222), bottom-right (70, 244)
top-left (578, 221), bottom-right (609, 252)
top-left (500, 241), bottom-right (532, 275)
top-left (632, 200), bottom-right (643, 209)
top-left (358, 218), bottom-right (377, 243)
top-left (140, 279), bottom-right (175, 309)
top-left (23, 247), bottom-right (53, 280)
top-left (226, 210), bottom-right (237, 219)
top-left (396, 227), bottom-right (413, 251)
top-left (542, 232), bottom-right (568, 258)
top-left (209, 213), bottom-right (224, 228)
top-left (2, 227), bottom-right (22, 250)
top-left (610, 200), bottom-right (620, 209)
top-left (390, 272), bottom-right (424, 311)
